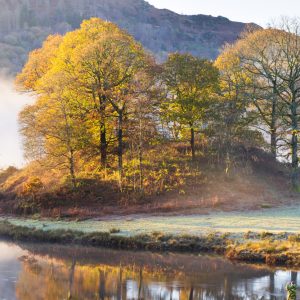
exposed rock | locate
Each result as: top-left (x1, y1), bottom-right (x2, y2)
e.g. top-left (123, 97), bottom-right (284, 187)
top-left (0, 0), bottom-right (258, 73)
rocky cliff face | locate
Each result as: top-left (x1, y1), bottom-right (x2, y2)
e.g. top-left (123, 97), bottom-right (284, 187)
top-left (0, 0), bottom-right (255, 73)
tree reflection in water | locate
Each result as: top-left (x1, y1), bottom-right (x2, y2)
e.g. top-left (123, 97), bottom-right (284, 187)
top-left (0, 242), bottom-right (297, 299)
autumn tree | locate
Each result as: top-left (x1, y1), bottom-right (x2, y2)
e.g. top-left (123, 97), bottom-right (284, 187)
top-left (214, 45), bottom-right (251, 171)
top-left (48, 18), bottom-right (153, 189)
top-left (19, 87), bottom-right (83, 188)
top-left (50, 20), bottom-right (121, 168)
top-left (161, 53), bottom-right (219, 160)
top-left (125, 64), bottom-right (160, 194)
top-left (271, 19), bottom-right (300, 188)
top-left (17, 18), bottom-right (155, 191)
top-left (15, 34), bottom-right (62, 91)
top-left (17, 34), bottom-right (83, 188)
top-left (230, 29), bottom-right (285, 160)
top-left (217, 19), bottom-right (300, 187)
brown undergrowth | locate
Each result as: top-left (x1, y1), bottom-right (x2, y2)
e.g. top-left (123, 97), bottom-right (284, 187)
top-left (0, 146), bottom-right (296, 218)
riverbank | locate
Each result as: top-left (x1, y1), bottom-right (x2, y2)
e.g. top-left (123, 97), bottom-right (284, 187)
top-left (1, 219), bottom-right (300, 268)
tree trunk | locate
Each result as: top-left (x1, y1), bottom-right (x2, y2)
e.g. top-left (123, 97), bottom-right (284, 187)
top-left (69, 149), bottom-right (76, 189)
top-left (291, 101), bottom-right (299, 189)
top-left (291, 131), bottom-right (298, 188)
top-left (270, 92), bottom-right (278, 160)
top-left (270, 130), bottom-right (277, 160)
top-left (118, 111), bottom-right (123, 191)
top-left (99, 95), bottom-right (107, 167)
top-left (138, 117), bottom-right (144, 195)
top-left (62, 106), bottom-right (76, 189)
top-left (190, 126), bottom-right (195, 160)
top-left (100, 122), bottom-right (107, 166)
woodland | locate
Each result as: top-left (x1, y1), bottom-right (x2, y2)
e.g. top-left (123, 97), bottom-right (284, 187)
top-left (1, 18), bottom-right (300, 216)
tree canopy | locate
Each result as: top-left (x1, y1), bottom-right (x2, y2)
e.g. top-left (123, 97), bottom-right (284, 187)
top-left (16, 17), bottom-right (300, 198)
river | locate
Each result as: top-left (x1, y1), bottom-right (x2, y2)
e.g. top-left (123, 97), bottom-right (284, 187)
top-left (0, 241), bottom-right (298, 299)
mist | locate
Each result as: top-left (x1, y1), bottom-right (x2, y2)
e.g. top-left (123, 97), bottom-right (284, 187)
top-left (0, 77), bottom-right (34, 169)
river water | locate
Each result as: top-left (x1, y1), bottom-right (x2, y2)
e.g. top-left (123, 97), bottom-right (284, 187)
top-left (0, 241), bottom-right (298, 299)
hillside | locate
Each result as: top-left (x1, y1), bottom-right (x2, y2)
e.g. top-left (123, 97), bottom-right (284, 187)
top-left (0, 0), bottom-right (256, 73)
top-left (0, 146), bottom-right (296, 218)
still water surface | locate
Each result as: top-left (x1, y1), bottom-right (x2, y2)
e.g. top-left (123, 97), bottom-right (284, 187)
top-left (0, 241), bottom-right (298, 299)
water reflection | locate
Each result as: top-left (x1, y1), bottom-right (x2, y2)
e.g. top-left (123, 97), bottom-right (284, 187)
top-left (0, 241), bottom-right (298, 299)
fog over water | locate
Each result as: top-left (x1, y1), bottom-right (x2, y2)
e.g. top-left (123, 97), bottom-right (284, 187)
top-left (0, 78), bottom-right (34, 169)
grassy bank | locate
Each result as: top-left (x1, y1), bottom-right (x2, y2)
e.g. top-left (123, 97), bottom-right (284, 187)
top-left (227, 234), bottom-right (300, 267)
top-left (0, 221), bottom-right (227, 253)
top-left (2, 220), bottom-right (300, 267)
